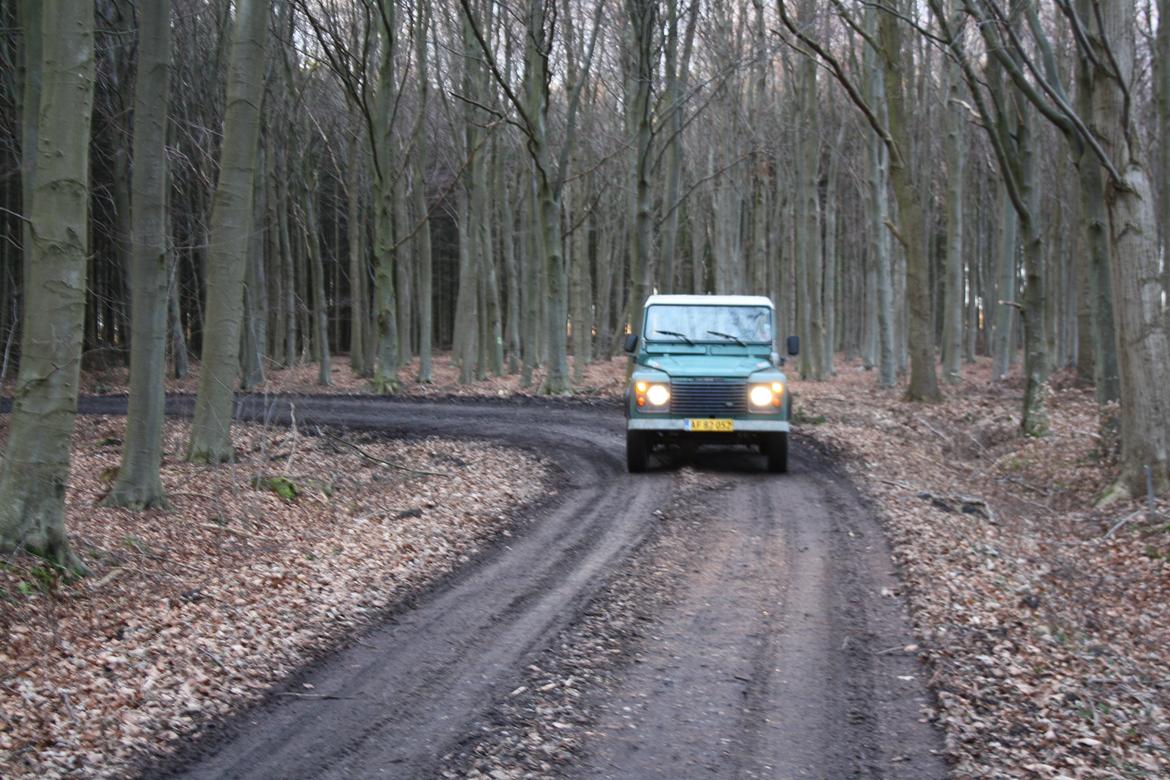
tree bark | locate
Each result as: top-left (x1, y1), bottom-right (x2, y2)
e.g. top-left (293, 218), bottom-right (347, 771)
top-left (0, 0), bottom-right (96, 568)
top-left (1091, 0), bottom-right (1170, 496)
top-left (865, 4), bottom-right (896, 387)
top-left (303, 171), bottom-right (331, 386)
top-left (346, 117), bottom-right (366, 377)
top-left (240, 146), bottom-right (268, 390)
top-left (796, 1), bottom-right (824, 380)
top-left (370, 0), bottom-right (400, 392)
top-left (17, 0), bottom-right (41, 291)
top-left (411, 6), bottom-right (433, 383)
top-left (941, 52), bottom-right (965, 383)
top-left (188, 0), bottom-right (269, 463)
top-left (107, 0), bottom-right (173, 508)
top-left (877, 1), bottom-right (940, 401)
top-left (624, 0), bottom-right (656, 343)
top-left (1161, 0), bottom-right (1170, 336)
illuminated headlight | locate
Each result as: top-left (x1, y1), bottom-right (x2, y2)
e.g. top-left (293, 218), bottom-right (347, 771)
top-left (645, 384), bottom-right (671, 407)
top-left (635, 381), bottom-right (670, 410)
top-left (749, 382), bottom-right (784, 409)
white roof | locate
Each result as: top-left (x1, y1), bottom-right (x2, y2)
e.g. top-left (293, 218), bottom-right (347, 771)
top-left (645, 294), bottom-right (774, 309)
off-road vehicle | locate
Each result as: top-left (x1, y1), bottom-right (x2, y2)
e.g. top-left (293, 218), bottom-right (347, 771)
top-left (623, 294), bottom-right (799, 473)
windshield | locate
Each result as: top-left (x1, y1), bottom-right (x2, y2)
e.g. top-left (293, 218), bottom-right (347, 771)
top-left (644, 305), bottom-right (772, 345)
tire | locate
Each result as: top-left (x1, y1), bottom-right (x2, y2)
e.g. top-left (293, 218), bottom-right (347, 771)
top-left (765, 432), bottom-right (788, 474)
top-left (627, 430), bottom-right (650, 473)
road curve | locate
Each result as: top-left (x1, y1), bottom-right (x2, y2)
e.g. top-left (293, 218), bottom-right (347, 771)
top-left (74, 395), bottom-right (944, 778)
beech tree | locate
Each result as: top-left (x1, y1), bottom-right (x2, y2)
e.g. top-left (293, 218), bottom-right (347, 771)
top-left (778, 0), bottom-right (942, 401)
top-left (106, 0), bottom-right (174, 508)
top-left (944, 0), bottom-right (1170, 494)
top-left (188, 0), bottom-right (270, 463)
top-left (0, 0), bottom-right (96, 567)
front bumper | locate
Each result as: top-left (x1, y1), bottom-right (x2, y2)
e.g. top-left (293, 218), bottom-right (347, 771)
top-left (628, 418), bottom-right (790, 432)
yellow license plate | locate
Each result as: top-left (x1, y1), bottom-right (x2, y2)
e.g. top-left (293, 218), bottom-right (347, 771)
top-left (688, 418), bottom-right (734, 433)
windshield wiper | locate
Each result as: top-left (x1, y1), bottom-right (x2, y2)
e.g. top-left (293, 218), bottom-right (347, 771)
top-left (655, 329), bottom-right (694, 346)
top-left (707, 330), bottom-right (746, 347)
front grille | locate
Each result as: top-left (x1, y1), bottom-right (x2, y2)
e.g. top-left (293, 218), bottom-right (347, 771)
top-left (670, 380), bottom-right (747, 417)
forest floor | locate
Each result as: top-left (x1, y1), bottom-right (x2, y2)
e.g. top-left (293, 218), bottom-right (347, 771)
top-left (2, 352), bottom-right (1168, 778)
top-left (794, 361), bottom-right (1170, 778)
top-left (0, 415), bottom-right (550, 779)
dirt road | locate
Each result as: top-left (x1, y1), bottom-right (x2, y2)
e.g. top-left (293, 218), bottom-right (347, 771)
top-left (77, 396), bottom-right (944, 778)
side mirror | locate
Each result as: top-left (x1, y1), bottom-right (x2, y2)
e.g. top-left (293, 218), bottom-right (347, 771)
top-left (623, 334), bottom-right (639, 354)
top-left (786, 335), bottom-right (800, 356)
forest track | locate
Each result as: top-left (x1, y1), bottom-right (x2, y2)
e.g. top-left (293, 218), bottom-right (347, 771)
top-left (76, 395), bottom-right (944, 778)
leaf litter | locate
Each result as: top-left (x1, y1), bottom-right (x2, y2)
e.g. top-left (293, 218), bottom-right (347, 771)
top-left (0, 415), bottom-right (549, 779)
top-left (795, 359), bottom-right (1170, 779)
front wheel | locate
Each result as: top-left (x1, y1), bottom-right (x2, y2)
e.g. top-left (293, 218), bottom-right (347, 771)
top-left (764, 432), bottom-right (788, 474)
top-left (627, 430), bottom-right (650, 473)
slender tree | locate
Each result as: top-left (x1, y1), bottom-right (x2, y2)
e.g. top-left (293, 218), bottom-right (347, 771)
top-left (370, 0), bottom-right (400, 392)
top-left (106, 0), bottom-right (174, 508)
top-left (187, 0), bottom-right (270, 463)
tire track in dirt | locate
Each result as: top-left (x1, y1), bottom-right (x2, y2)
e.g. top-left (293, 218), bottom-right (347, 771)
top-left (74, 395), bottom-right (943, 778)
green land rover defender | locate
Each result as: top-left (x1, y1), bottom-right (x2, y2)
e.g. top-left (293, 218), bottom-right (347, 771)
top-left (623, 295), bottom-right (799, 474)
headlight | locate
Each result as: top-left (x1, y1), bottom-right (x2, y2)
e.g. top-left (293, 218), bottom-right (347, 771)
top-left (749, 382), bottom-right (784, 409)
top-left (634, 381), bottom-right (670, 410)
top-left (646, 384), bottom-right (671, 406)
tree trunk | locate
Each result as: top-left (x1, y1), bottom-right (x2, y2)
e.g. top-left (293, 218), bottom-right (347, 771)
top-left (0, 0), bottom-right (95, 568)
top-left (796, 4), bottom-right (823, 380)
top-left (413, 156), bottom-right (433, 382)
top-left (303, 172), bottom-right (331, 386)
top-left (455, 184), bottom-right (478, 383)
top-left (240, 147), bottom-right (268, 390)
top-left (106, 0), bottom-right (173, 508)
top-left (569, 178), bottom-right (593, 383)
top-left (1016, 106), bottom-right (1049, 437)
top-left (1161, 0), bottom-right (1170, 336)
top-left (499, 145), bottom-right (521, 375)
top-left (346, 119), bottom-right (366, 377)
top-left (865, 4), bottom-right (895, 387)
top-left (370, 0), bottom-right (399, 392)
top-left (1092, 0), bottom-right (1170, 497)
top-left (278, 150), bottom-right (298, 368)
top-left (1073, 28), bottom-right (1120, 405)
top-left (941, 53), bottom-right (965, 383)
top-left (476, 147), bottom-right (504, 377)
top-left (624, 0), bottom-right (656, 340)
top-left (878, 0), bottom-right (940, 401)
top-left (188, 0), bottom-right (269, 463)
top-left (18, 0), bottom-right (40, 289)
top-left (394, 172), bottom-right (412, 369)
top-left (412, 8), bottom-right (433, 383)
top-left (823, 129), bottom-right (843, 375)
top-left (991, 180), bottom-right (1018, 381)
top-left (169, 253), bottom-right (189, 378)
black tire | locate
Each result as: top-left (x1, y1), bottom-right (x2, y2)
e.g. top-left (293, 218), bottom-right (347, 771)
top-left (765, 432), bottom-right (788, 474)
top-left (627, 430), bottom-right (650, 473)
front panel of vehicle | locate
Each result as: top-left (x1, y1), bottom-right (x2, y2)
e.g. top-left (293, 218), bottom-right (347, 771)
top-left (625, 302), bottom-right (789, 436)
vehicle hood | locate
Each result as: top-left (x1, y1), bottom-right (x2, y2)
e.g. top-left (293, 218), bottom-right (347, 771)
top-left (642, 353), bottom-right (775, 379)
